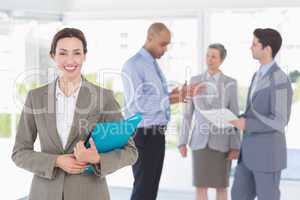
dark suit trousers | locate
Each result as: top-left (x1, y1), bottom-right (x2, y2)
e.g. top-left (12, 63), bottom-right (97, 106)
top-left (130, 126), bottom-right (166, 200)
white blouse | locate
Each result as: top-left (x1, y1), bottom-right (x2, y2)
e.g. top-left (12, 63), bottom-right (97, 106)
top-left (55, 79), bottom-right (82, 149)
top-left (205, 71), bottom-right (221, 103)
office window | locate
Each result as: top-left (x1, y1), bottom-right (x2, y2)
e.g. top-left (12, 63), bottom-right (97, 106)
top-left (63, 17), bottom-right (198, 190)
top-left (65, 18), bottom-right (199, 147)
top-left (0, 16), bottom-right (61, 199)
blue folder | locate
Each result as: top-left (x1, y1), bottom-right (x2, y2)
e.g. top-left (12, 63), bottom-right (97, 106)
top-left (84, 113), bottom-right (142, 173)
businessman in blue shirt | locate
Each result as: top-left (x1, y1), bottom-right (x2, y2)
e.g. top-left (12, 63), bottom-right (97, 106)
top-left (122, 22), bottom-right (202, 200)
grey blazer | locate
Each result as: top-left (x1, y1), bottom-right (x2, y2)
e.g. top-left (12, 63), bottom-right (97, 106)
top-left (179, 72), bottom-right (241, 152)
top-left (239, 63), bottom-right (293, 172)
top-left (12, 78), bottom-right (138, 200)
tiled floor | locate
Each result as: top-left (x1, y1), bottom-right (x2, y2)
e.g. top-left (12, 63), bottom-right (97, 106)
top-left (19, 181), bottom-right (300, 200)
top-left (108, 182), bottom-right (300, 200)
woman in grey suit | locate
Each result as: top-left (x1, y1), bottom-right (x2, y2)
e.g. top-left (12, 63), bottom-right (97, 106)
top-left (178, 43), bottom-right (241, 200)
top-left (12, 28), bottom-right (138, 200)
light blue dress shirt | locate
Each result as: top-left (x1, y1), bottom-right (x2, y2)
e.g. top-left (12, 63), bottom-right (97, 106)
top-left (251, 60), bottom-right (275, 98)
top-left (122, 48), bottom-right (171, 127)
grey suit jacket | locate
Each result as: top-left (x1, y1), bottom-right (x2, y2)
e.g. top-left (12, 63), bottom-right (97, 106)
top-left (12, 78), bottom-right (138, 200)
top-left (178, 72), bottom-right (241, 152)
top-left (240, 63), bottom-right (293, 172)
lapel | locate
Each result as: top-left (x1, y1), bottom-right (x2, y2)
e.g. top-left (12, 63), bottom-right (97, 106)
top-left (43, 77), bottom-right (95, 152)
top-left (245, 63), bottom-right (279, 112)
top-left (202, 72), bottom-right (225, 109)
top-left (251, 63), bottom-right (278, 102)
top-left (64, 79), bottom-right (94, 151)
top-left (245, 73), bottom-right (257, 113)
top-left (214, 73), bottom-right (225, 108)
top-left (43, 79), bottom-right (64, 152)
top-left (195, 73), bottom-right (210, 109)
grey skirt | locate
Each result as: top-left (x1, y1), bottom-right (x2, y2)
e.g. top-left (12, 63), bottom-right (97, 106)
top-left (192, 147), bottom-right (231, 188)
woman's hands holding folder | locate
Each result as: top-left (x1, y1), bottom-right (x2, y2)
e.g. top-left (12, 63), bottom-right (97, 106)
top-left (55, 154), bottom-right (88, 174)
top-left (74, 138), bottom-right (101, 165)
top-left (55, 139), bottom-right (100, 174)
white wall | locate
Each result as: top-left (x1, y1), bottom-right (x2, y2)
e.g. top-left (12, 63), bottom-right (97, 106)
top-left (67, 0), bottom-right (300, 12)
top-left (0, 0), bottom-right (69, 13)
top-left (1, 0), bottom-right (300, 15)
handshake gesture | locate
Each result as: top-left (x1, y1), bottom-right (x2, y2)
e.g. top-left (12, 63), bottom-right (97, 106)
top-left (169, 81), bottom-right (205, 104)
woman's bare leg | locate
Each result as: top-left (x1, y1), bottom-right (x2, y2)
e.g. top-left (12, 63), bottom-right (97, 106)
top-left (216, 187), bottom-right (227, 200)
top-left (196, 187), bottom-right (208, 200)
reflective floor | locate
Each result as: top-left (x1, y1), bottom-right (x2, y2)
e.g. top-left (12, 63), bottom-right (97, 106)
top-left (18, 181), bottom-right (300, 200)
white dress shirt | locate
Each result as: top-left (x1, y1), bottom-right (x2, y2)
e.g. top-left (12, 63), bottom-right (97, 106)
top-left (56, 79), bottom-right (82, 149)
top-left (205, 71), bottom-right (221, 103)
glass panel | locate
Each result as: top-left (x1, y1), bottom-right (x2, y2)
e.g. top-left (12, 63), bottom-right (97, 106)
top-left (66, 18), bottom-right (198, 148)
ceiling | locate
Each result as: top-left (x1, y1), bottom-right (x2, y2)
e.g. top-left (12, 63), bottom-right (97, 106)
top-left (0, 0), bottom-right (300, 20)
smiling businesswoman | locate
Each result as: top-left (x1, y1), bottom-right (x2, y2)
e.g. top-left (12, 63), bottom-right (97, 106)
top-left (12, 28), bottom-right (138, 200)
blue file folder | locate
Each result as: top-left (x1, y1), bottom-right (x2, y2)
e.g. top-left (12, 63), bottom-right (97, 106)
top-left (84, 113), bottom-right (142, 173)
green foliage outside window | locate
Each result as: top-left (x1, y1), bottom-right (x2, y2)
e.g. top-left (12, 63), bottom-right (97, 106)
top-left (84, 73), bottom-right (98, 86)
top-left (293, 78), bottom-right (300, 103)
top-left (289, 70), bottom-right (300, 83)
top-left (16, 82), bottom-right (41, 97)
top-left (0, 114), bottom-right (11, 138)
